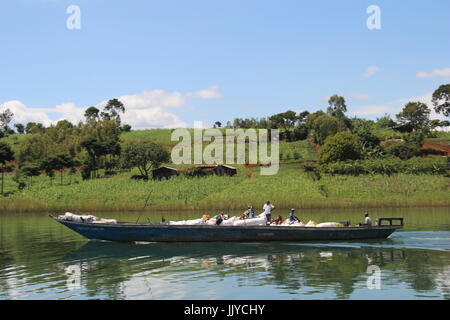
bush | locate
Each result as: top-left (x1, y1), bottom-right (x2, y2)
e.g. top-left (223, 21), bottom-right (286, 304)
top-left (319, 157), bottom-right (448, 176)
top-left (404, 130), bottom-right (425, 146)
top-left (312, 115), bottom-right (347, 145)
top-left (419, 147), bottom-right (447, 157)
top-left (293, 151), bottom-right (302, 160)
top-left (292, 125), bottom-right (308, 141)
top-left (319, 132), bottom-right (363, 164)
top-left (384, 143), bottom-right (418, 160)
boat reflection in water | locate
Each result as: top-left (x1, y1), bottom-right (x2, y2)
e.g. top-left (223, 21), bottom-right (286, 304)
top-left (55, 239), bottom-right (450, 300)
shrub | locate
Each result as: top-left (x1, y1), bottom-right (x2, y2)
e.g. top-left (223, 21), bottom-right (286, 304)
top-left (319, 157), bottom-right (448, 176)
top-left (292, 125), bottom-right (308, 141)
top-left (319, 132), bottom-right (363, 164)
top-left (384, 143), bottom-right (418, 160)
top-left (419, 147), bottom-right (447, 157)
top-left (312, 115), bottom-right (347, 145)
top-left (404, 130), bottom-right (425, 146)
top-left (293, 151), bottom-right (302, 160)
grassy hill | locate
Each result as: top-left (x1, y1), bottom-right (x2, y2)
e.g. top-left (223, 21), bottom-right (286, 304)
top-left (0, 129), bottom-right (449, 213)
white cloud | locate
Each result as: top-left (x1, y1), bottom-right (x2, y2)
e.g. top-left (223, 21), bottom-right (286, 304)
top-left (1, 86), bottom-right (223, 129)
top-left (349, 91), bottom-right (448, 127)
top-left (0, 100), bottom-right (53, 126)
top-left (188, 85), bottom-right (222, 99)
top-left (416, 67), bottom-right (450, 79)
top-left (364, 66), bottom-right (380, 78)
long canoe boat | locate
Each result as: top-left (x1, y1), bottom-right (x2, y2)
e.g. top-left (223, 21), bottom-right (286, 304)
top-left (51, 216), bottom-right (403, 242)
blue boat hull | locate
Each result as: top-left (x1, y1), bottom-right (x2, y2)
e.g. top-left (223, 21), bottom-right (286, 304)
top-left (55, 219), bottom-right (400, 242)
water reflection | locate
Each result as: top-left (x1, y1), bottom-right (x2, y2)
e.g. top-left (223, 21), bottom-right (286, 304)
top-left (0, 209), bottom-right (449, 300)
top-left (2, 238), bottom-right (448, 300)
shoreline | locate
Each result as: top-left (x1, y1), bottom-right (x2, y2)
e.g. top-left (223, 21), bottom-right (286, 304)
top-left (2, 199), bottom-right (450, 214)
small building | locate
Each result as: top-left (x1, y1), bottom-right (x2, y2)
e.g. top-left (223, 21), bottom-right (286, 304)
top-left (152, 166), bottom-right (179, 180)
top-left (192, 165), bottom-right (237, 177)
top-left (213, 165), bottom-right (237, 176)
top-left (191, 165), bottom-right (216, 177)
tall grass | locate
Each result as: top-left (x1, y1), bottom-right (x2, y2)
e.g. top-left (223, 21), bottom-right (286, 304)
top-left (1, 164), bottom-right (449, 213)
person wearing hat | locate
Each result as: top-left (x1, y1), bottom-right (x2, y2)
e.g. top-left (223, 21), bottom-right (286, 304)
top-left (288, 208), bottom-right (300, 223)
top-left (247, 206), bottom-right (255, 219)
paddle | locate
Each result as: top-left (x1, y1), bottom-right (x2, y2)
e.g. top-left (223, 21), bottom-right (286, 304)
top-left (136, 189), bottom-right (153, 223)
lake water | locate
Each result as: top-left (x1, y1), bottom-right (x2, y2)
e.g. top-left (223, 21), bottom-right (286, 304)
top-left (0, 207), bottom-right (449, 300)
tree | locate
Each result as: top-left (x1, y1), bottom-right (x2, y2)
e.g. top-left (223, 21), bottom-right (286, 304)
top-left (312, 114), bottom-right (347, 145)
top-left (351, 117), bottom-right (380, 152)
top-left (84, 106), bottom-right (100, 123)
top-left (318, 132), bottom-right (363, 164)
top-left (0, 108), bottom-right (14, 135)
top-left (25, 122), bottom-right (45, 134)
top-left (432, 84), bottom-right (450, 117)
top-left (292, 125), bottom-right (308, 141)
top-left (0, 142), bottom-right (14, 195)
top-left (121, 142), bottom-right (170, 179)
top-left (376, 114), bottom-right (397, 128)
top-left (327, 95), bottom-right (347, 118)
top-left (102, 99), bottom-right (125, 125)
top-left (396, 102), bottom-right (431, 130)
top-left (297, 111), bottom-right (310, 124)
top-left (121, 124), bottom-right (132, 132)
top-left (40, 157), bottom-right (57, 186)
top-left (53, 154), bottom-right (74, 185)
top-left (14, 123), bottom-right (25, 134)
top-left (306, 110), bottom-right (326, 131)
top-left (21, 163), bottom-right (41, 187)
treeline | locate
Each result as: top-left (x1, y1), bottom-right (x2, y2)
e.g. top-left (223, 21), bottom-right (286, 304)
top-left (224, 84), bottom-right (450, 176)
top-left (0, 98), bottom-right (169, 194)
top-left (225, 88), bottom-right (450, 146)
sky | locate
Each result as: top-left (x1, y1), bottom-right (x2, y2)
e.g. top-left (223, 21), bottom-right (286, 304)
top-left (0, 0), bottom-right (449, 129)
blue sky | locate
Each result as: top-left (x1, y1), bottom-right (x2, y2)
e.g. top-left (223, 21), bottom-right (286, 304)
top-left (0, 0), bottom-right (449, 128)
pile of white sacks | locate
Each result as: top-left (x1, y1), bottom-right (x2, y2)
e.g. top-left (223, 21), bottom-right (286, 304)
top-left (58, 212), bottom-right (117, 224)
top-left (169, 213), bottom-right (342, 228)
top-left (169, 214), bottom-right (266, 226)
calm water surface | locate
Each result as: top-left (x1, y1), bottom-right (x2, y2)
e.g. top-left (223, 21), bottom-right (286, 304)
top-left (0, 207), bottom-right (449, 300)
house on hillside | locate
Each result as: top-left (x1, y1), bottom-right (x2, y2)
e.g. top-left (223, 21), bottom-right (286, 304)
top-left (193, 165), bottom-right (237, 177)
top-left (152, 166), bottom-right (179, 180)
top-left (213, 165), bottom-right (237, 176)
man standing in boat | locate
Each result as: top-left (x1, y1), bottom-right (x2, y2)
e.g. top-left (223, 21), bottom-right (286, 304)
top-left (263, 201), bottom-right (275, 224)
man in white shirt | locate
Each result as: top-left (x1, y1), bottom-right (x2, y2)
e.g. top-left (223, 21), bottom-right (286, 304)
top-left (364, 212), bottom-right (372, 226)
top-left (263, 201), bottom-right (275, 224)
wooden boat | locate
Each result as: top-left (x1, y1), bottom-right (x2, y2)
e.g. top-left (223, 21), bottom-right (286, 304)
top-left (51, 216), bottom-right (403, 242)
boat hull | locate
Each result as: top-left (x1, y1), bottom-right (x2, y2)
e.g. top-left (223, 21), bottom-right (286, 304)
top-left (55, 219), bottom-right (400, 242)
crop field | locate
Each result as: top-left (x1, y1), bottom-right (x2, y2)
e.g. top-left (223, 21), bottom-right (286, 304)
top-left (1, 162), bottom-right (449, 213)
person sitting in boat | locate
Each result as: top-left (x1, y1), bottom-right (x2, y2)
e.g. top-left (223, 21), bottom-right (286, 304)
top-left (239, 212), bottom-right (248, 220)
top-left (358, 212), bottom-right (372, 227)
top-left (216, 212), bottom-right (227, 225)
top-left (288, 208), bottom-right (300, 223)
top-left (364, 213), bottom-right (372, 226)
top-left (247, 206), bottom-right (255, 218)
top-left (270, 215), bottom-right (283, 225)
top-left (240, 206), bottom-right (254, 219)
